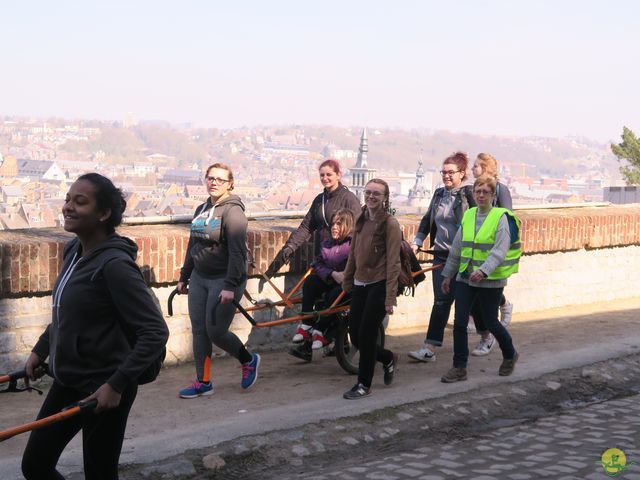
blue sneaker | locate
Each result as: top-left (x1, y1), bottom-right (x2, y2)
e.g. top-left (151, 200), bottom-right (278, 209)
top-left (241, 353), bottom-right (261, 389)
top-left (179, 380), bottom-right (213, 399)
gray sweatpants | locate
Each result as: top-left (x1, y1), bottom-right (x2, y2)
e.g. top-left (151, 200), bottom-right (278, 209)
top-left (188, 270), bottom-right (247, 380)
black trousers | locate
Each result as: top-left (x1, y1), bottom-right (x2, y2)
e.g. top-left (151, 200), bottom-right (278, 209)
top-left (301, 273), bottom-right (344, 333)
top-left (349, 281), bottom-right (393, 388)
top-left (22, 380), bottom-right (138, 480)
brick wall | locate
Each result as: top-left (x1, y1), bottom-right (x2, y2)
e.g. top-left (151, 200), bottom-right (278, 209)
top-left (1, 204), bottom-right (639, 372)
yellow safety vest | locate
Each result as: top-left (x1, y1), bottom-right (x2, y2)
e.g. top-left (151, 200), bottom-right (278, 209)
top-left (459, 207), bottom-right (521, 280)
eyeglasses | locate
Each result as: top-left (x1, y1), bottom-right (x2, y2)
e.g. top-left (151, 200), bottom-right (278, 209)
top-left (206, 176), bottom-right (230, 185)
top-left (364, 190), bottom-right (384, 198)
top-left (473, 189), bottom-right (493, 196)
top-left (440, 170), bottom-right (461, 177)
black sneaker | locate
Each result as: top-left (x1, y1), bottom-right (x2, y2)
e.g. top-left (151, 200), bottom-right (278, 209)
top-left (383, 353), bottom-right (398, 386)
top-left (288, 343), bottom-right (312, 362)
top-left (343, 383), bottom-right (371, 400)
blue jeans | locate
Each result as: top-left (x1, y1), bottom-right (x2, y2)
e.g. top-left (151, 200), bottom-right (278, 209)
top-left (425, 258), bottom-right (485, 346)
top-left (452, 282), bottom-right (516, 368)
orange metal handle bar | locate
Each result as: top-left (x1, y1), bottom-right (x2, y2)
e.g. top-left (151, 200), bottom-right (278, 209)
top-left (241, 297), bottom-right (302, 313)
top-left (415, 264), bottom-right (443, 276)
top-left (237, 265), bottom-right (440, 328)
top-left (329, 290), bottom-right (345, 308)
top-left (254, 265), bottom-right (441, 327)
top-left (259, 271), bottom-right (294, 308)
top-left (0, 369), bottom-right (26, 385)
top-left (255, 305), bottom-right (350, 328)
top-left (0, 399), bottom-right (97, 442)
top-left (285, 267), bottom-right (313, 301)
top-left (236, 267), bottom-right (312, 314)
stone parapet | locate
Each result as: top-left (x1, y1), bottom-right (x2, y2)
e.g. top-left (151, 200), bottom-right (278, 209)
top-left (1, 204), bottom-right (639, 372)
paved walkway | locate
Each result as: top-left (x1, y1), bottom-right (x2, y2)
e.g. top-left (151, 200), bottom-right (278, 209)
top-left (279, 394), bottom-right (640, 480)
top-left (1, 297), bottom-right (639, 479)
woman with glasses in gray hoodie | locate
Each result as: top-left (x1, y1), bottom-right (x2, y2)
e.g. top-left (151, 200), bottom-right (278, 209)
top-left (177, 163), bottom-right (260, 398)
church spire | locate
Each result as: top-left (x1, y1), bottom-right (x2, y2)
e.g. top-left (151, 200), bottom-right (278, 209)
top-left (349, 128), bottom-right (376, 203)
top-left (355, 128), bottom-right (368, 168)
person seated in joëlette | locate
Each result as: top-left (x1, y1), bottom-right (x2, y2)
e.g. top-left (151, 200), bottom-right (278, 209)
top-left (289, 208), bottom-right (354, 362)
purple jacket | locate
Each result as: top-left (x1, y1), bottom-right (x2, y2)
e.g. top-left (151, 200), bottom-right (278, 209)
top-left (312, 237), bottom-right (352, 284)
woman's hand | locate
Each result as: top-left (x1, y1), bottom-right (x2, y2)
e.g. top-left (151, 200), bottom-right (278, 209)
top-left (385, 305), bottom-right (394, 315)
top-left (82, 383), bottom-right (122, 413)
top-left (176, 281), bottom-right (188, 294)
top-left (469, 270), bottom-right (486, 283)
top-left (411, 244), bottom-right (420, 254)
top-left (219, 289), bottom-right (235, 304)
top-left (331, 271), bottom-right (345, 284)
top-left (24, 352), bottom-right (44, 387)
top-left (441, 277), bottom-right (451, 295)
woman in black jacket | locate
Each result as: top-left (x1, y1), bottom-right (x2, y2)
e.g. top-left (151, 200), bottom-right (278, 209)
top-left (265, 159), bottom-right (360, 343)
top-left (22, 173), bottom-right (169, 480)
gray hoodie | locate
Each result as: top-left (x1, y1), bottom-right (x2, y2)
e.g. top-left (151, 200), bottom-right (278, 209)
top-left (179, 194), bottom-right (248, 290)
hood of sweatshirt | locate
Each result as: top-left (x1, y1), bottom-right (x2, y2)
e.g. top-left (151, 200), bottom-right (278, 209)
top-left (201, 193), bottom-right (245, 213)
top-left (64, 233), bottom-right (138, 266)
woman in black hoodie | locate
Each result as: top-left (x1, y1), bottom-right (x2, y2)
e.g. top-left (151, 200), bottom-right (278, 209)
top-left (265, 159), bottom-right (360, 346)
top-left (21, 173), bottom-right (169, 480)
top-left (177, 163), bottom-right (260, 398)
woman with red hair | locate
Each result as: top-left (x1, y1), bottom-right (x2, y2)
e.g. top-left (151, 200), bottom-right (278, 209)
top-left (265, 159), bottom-right (360, 349)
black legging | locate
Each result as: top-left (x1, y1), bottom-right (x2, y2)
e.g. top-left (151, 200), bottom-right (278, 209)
top-left (349, 281), bottom-right (393, 388)
top-left (22, 381), bottom-right (138, 480)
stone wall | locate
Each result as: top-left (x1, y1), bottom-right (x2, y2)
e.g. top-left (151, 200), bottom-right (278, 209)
top-left (1, 204), bottom-right (639, 372)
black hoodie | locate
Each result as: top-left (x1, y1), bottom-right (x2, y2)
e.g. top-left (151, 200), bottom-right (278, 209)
top-left (33, 234), bottom-right (169, 394)
top-left (284, 183), bottom-right (361, 255)
top-left (179, 194), bottom-right (248, 290)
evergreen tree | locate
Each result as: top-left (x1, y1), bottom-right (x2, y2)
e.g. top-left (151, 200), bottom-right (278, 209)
top-left (611, 126), bottom-right (640, 185)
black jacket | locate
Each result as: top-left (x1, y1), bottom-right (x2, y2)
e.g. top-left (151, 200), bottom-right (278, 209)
top-left (33, 234), bottom-right (169, 394)
top-left (179, 194), bottom-right (248, 290)
top-left (414, 185), bottom-right (476, 250)
top-left (285, 183), bottom-right (360, 254)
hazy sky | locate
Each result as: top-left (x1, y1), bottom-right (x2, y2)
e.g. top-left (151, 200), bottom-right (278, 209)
top-left (2, 1), bottom-right (638, 142)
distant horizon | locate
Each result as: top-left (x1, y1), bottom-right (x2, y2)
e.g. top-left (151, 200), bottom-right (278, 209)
top-left (2, 1), bottom-right (638, 144)
top-left (0, 113), bottom-right (617, 146)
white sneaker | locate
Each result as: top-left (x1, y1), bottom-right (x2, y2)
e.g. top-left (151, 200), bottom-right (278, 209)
top-left (472, 335), bottom-right (496, 356)
top-left (292, 324), bottom-right (312, 343)
top-left (311, 330), bottom-right (330, 350)
top-left (408, 344), bottom-right (436, 362)
top-left (500, 301), bottom-right (513, 327)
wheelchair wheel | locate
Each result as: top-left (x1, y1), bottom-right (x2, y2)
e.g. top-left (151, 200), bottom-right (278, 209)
top-left (335, 314), bottom-right (385, 375)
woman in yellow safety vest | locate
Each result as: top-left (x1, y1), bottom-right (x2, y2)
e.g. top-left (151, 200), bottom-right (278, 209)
top-left (440, 175), bottom-right (522, 383)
